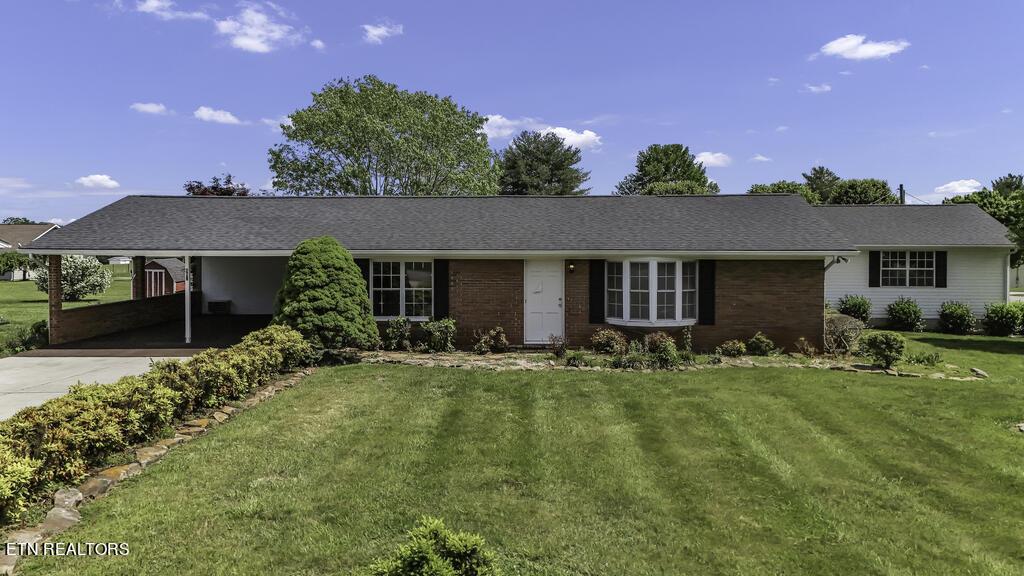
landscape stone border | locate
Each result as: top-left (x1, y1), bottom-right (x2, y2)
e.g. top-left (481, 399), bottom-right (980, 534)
top-left (0, 368), bottom-right (315, 575)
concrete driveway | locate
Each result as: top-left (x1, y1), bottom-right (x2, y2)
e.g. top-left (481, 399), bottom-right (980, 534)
top-left (0, 355), bottom-right (185, 420)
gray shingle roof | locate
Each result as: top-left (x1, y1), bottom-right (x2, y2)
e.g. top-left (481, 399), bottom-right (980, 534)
top-left (24, 194), bottom-right (856, 254)
top-left (816, 204), bottom-right (1014, 247)
top-left (148, 258), bottom-right (187, 283)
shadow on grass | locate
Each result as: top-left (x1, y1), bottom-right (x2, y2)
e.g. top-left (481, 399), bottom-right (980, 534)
top-left (915, 337), bottom-right (1024, 356)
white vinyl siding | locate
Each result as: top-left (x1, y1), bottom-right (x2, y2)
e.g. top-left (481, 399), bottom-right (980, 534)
top-left (825, 247), bottom-right (1010, 319)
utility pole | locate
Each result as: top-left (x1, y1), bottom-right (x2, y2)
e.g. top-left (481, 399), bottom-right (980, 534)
top-left (898, 184), bottom-right (906, 204)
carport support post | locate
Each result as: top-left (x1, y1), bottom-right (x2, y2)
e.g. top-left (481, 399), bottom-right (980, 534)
top-left (47, 255), bottom-right (62, 345)
top-left (131, 256), bottom-right (146, 300)
top-left (184, 255), bottom-right (192, 344)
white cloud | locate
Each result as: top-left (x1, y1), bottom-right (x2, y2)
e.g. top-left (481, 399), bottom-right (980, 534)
top-left (135, 0), bottom-right (208, 21)
top-left (1002, 108), bottom-right (1013, 114)
top-left (775, 125), bottom-right (790, 133)
top-left (919, 64), bottom-right (930, 70)
top-left (481, 115), bottom-right (544, 140)
top-left (194, 106), bottom-right (243, 124)
top-left (0, 177), bottom-right (32, 190)
top-left (75, 174), bottom-right (120, 189)
top-left (750, 154), bottom-right (772, 163)
top-left (310, 38), bottom-right (325, 51)
top-left (839, 70), bottom-right (853, 76)
top-left (215, 3), bottom-right (304, 53)
top-left (803, 83), bottom-right (832, 94)
top-left (767, 77), bottom-right (781, 85)
top-left (934, 179), bottom-right (983, 196)
top-left (818, 34), bottom-right (910, 60)
top-left (695, 152), bottom-right (732, 168)
top-left (541, 127), bottom-right (602, 150)
top-left (260, 116), bottom-right (292, 132)
top-left (362, 22), bottom-right (403, 44)
top-left (129, 102), bottom-right (169, 115)
top-left (47, 217), bottom-right (74, 226)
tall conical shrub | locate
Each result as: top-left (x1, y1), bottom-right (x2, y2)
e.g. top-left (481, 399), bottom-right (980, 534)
top-left (273, 236), bottom-right (379, 350)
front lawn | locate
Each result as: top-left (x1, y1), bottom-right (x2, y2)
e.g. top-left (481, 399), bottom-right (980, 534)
top-left (19, 334), bottom-right (1024, 575)
top-left (0, 264), bottom-right (130, 346)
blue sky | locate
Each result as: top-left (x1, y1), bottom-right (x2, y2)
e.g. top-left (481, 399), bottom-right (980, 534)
top-left (1, 1), bottom-right (1021, 224)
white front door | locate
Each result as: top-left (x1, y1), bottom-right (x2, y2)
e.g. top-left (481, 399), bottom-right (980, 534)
top-left (524, 260), bottom-right (564, 344)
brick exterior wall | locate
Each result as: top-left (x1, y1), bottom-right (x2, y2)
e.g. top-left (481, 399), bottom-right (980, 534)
top-left (449, 259), bottom-right (524, 346)
top-left (692, 260), bottom-right (824, 351)
top-left (49, 294), bottom-right (191, 345)
top-left (564, 259), bottom-right (604, 346)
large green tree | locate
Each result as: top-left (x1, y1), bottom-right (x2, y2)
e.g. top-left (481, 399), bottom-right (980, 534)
top-left (615, 144), bottom-right (715, 195)
top-left (184, 173), bottom-right (250, 196)
top-left (802, 166), bottom-right (841, 204)
top-left (498, 131), bottom-right (590, 195)
top-left (269, 75), bottom-right (498, 196)
top-left (1, 217), bottom-right (45, 225)
top-left (748, 180), bottom-right (820, 204)
top-left (828, 179), bottom-right (898, 205)
top-left (944, 176), bottom-right (1024, 266)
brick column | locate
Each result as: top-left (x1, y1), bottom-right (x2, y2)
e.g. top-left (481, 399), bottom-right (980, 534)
top-left (47, 255), bottom-right (62, 345)
top-left (132, 256), bottom-right (146, 300)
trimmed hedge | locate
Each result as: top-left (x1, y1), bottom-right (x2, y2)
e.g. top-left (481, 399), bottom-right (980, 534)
top-left (886, 296), bottom-right (925, 332)
top-left (837, 294), bottom-right (872, 323)
top-left (938, 301), bottom-right (976, 335)
top-left (0, 325), bottom-right (312, 521)
top-left (983, 303), bottom-right (1023, 336)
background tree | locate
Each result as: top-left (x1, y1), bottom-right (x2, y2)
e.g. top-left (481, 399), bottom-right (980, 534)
top-left (269, 75), bottom-right (498, 196)
top-left (0, 253), bottom-right (35, 280)
top-left (273, 236), bottom-right (379, 350)
top-left (801, 166), bottom-right (841, 204)
top-left (747, 180), bottom-right (820, 204)
top-left (828, 179), bottom-right (897, 205)
top-left (944, 175), bottom-right (1024, 266)
top-left (184, 173), bottom-right (250, 196)
top-left (498, 131), bottom-right (590, 195)
top-left (1, 217), bottom-right (46, 225)
top-left (34, 255), bottom-right (111, 301)
top-left (615, 144), bottom-right (714, 195)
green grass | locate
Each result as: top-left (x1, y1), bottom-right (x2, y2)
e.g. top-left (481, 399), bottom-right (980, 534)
top-left (19, 334), bottom-right (1024, 575)
top-left (0, 264), bottom-right (130, 345)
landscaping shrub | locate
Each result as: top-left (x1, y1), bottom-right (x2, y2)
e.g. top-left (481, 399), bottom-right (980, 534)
top-left (189, 349), bottom-right (244, 408)
top-left (983, 302), bottom-right (1023, 336)
top-left (646, 335), bottom-right (680, 369)
top-left (907, 351), bottom-right (942, 366)
top-left (860, 331), bottom-right (906, 369)
top-left (420, 318), bottom-right (457, 353)
top-left (34, 255), bottom-right (112, 302)
top-left (1, 320), bottom-right (48, 356)
top-left (715, 339), bottom-right (746, 357)
top-left (273, 236), bottom-right (379, 350)
top-left (369, 516), bottom-right (500, 576)
top-left (591, 328), bottom-right (628, 355)
top-left (563, 349), bottom-right (594, 368)
top-left (794, 337), bottom-right (817, 357)
top-left (0, 443), bottom-right (40, 523)
top-left (383, 317), bottom-right (413, 351)
top-left (677, 326), bottom-right (693, 353)
top-left (238, 324), bottom-right (313, 370)
top-left (824, 313), bottom-right (864, 355)
top-left (886, 296), bottom-right (925, 332)
top-left (146, 359), bottom-right (203, 419)
top-left (745, 332), bottom-right (776, 356)
top-left (473, 327), bottom-right (510, 355)
top-left (611, 341), bottom-right (650, 369)
top-left (642, 331), bottom-right (673, 352)
top-left (548, 334), bottom-right (567, 358)
top-left (938, 301), bottom-right (977, 335)
top-left (837, 294), bottom-right (872, 323)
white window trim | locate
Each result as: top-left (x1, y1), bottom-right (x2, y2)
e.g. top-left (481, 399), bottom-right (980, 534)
top-left (880, 250), bottom-right (935, 288)
top-left (606, 258), bottom-right (698, 327)
top-left (370, 259), bottom-right (434, 321)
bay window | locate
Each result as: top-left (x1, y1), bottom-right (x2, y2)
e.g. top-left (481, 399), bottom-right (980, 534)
top-left (606, 259), bottom-right (697, 325)
top-left (371, 260), bottom-right (433, 319)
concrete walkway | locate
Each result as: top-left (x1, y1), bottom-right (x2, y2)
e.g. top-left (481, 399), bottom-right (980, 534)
top-left (0, 355), bottom-right (186, 420)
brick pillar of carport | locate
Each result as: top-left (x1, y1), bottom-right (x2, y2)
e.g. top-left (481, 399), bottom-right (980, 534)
top-left (47, 255), bottom-right (62, 345)
top-left (131, 256), bottom-right (146, 300)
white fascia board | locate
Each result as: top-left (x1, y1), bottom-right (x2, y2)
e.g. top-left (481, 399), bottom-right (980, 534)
top-left (19, 248), bottom-right (859, 259)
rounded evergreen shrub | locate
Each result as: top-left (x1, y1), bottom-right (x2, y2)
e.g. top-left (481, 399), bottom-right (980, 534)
top-left (860, 331), bottom-right (906, 369)
top-left (591, 328), bottom-right (628, 355)
top-left (369, 516), bottom-right (500, 576)
top-left (273, 236), bottom-right (380, 350)
top-left (746, 332), bottom-right (776, 356)
top-left (886, 296), bottom-right (925, 332)
top-left (837, 294), bottom-right (872, 323)
top-left (937, 301), bottom-right (976, 335)
top-left (983, 302), bottom-right (1023, 336)
top-left (715, 339), bottom-right (746, 357)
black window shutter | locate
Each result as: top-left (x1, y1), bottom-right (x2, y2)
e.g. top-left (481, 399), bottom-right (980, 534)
top-left (588, 259), bottom-right (605, 324)
top-left (355, 259), bottom-right (370, 295)
top-left (935, 251), bottom-right (947, 288)
top-left (697, 260), bottom-right (716, 325)
top-left (868, 251), bottom-right (881, 288)
top-left (433, 259), bottom-right (450, 319)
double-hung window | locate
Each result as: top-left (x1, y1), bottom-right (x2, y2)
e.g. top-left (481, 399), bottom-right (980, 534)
top-left (371, 261), bottom-right (433, 319)
top-left (881, 250), bottom-right (934, 287)
top-left (606, 259), bottom-right (698, 325)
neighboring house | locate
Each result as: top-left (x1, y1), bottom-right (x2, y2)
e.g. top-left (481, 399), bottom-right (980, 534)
top-left (818, 205), bottom-right (1015, 321)
top-left (0, 223), bottom-right (58, 280)
top-left (142, 258), bottom-right (187, 298)
top-left (20, 195), bottom-right (1015, 348)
